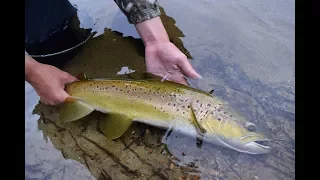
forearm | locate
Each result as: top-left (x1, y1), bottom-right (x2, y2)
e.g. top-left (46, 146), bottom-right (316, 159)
top-left (25, 54), bottom-right (41, 82)
top-left (113, 0), bottom-right (161, 24)
top-left (135, 16), bottom-right (169, 46)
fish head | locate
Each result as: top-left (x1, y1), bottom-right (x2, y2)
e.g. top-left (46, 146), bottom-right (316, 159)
top-left (202, 108), bottom-right (271, 154)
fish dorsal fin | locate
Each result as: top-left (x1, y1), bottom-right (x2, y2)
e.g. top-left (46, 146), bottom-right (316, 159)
top-left (76, 73), bottom-right (91, 81)
top-left (98, 113), bottom-right (133, 140)
top-left (59, 97), bottom-right (94, 122)
top-left (115, 71), bottom-right (163, 81)
top-left (142, 72), bottom-right (164, 80)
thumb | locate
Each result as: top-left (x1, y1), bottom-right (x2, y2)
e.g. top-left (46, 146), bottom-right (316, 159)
top-left (59, 89), bottom-right (71, 103)
top-left (177, 59), bottom-right (202, 79)
top-left (63, 72), bottom-right (78, 82)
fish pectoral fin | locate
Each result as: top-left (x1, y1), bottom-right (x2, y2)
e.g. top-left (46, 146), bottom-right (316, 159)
top-left (59, 97), bottom-right (94, 122)
top-left (98, 113), bottom-right (133, 140)
top-left (190, 104), bottom-right (206, 149)
top-left (190, 104), bottom-right (207, 135)
top-left (208, 89), bottom-right (214, 94)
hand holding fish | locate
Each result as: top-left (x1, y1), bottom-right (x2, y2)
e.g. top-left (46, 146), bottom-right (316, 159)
top-left (135, 17), bottom-right (201, 85)
top-left (25, 55), bottom-right (78, 105)
top-left (145, 41), bottom-right (202, 85)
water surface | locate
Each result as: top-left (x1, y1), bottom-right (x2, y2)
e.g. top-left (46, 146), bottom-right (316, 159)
top-left (25, 0), bottom-right (295, 179)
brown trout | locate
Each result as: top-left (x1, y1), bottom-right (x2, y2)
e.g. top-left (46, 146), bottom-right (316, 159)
top-left (59, 74), bottom-right (271, 154)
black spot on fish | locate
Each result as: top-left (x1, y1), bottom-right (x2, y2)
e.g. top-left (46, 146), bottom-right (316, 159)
top-left (127, 90), bottom-right (130, 93)
top-left (125, 85), bottom-right (128, 88)
top-left (150, 98), bottom-right (152, 100)
top-left (116, 88), bottom-right (118, 90)
top-left (183, 112), bottom-right (185, 114)
top-left (230, 115), bottom-right (233, 117)
top-left (223, 112), bottom-right (227, 114)
top-left (96, 86), bottom-right (99, 88)
top-left (207, 104), bottom-right (211, 107)
top-left (200, 111), bottom-right (203, 113)
top-left (168, 103), bottom-right (171, 106)
top-left (205, 111), bottom-right (209, 114)
top-left (200, 104), bottom-right (203, 107)
top-left (182, 106), bottom-right (185, 108)
top-left (173, 104), bottom-right (176, 107)
top-left (218, 109), bottom-right (221, 112)
top-left (196, 100), bottom-right (199, 103)
top-left (187, 105), bottom-right (191, 108)
top-left (138, 96), bottom-right (140, 98)
top-left (217, 118), bottom-right (221, 121)
top-left (177, 109), bottom-right (179, 111)
top-left (112, 85), bottom-right (115, 87)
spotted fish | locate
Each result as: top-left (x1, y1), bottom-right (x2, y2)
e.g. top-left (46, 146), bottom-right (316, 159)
top-left (59, 73), bottom-right (271, 154)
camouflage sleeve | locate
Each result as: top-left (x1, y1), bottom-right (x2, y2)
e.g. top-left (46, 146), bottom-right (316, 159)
top-left (114, 0), bottom-right (161, 24)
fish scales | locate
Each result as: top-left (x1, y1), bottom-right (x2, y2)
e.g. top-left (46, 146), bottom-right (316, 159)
top-left (66, 79), bottom-right (223, 127)
top-left (61, 77), bottom-right (271, 154)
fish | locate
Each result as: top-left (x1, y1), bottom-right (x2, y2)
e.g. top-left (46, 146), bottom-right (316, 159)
top-left (59, 73), bottom-right (271, 154)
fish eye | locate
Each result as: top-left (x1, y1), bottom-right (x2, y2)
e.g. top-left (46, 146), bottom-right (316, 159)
top-left (245, 122), bottom-right (256, 132)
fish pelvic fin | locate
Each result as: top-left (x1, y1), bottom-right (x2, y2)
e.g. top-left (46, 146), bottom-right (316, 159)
top-left (59, 97), bottom-right (94, 122)
top-left (98, 113), bottom-right (133, 140)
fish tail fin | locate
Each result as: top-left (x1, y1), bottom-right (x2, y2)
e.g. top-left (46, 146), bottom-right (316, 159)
top-left (59, 97), bottom-right (94, 122)
top-left (99, 114), bottom-right (133, 140)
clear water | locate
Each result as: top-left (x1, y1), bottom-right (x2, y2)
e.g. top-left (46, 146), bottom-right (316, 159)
top-left (25, 0), bottom-right (295, 179)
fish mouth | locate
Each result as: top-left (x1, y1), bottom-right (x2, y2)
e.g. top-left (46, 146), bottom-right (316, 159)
top-left (245, 139), bottom-right (271, 154)
top-left (253, 140), bottom-right (270, 149)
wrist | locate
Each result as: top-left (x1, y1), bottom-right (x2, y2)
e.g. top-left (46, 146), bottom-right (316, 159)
top-left (135, 17), bottom-right (170, 46)
top-left (25, 55), bottom-right (42, 82)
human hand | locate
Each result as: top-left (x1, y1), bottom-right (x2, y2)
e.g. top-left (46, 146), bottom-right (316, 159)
top-left (145, 42), bottom-right (202, 85)
top-left (25, 57), bottom-right (77, 105)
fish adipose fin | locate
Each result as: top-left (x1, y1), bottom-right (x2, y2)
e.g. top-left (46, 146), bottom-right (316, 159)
top-left (99, 113), bottom-right (133, 140)
top-left (59, 97), bottom-right (94, 122)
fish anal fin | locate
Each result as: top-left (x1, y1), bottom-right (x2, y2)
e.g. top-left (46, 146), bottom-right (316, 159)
top-left (99, 113), bottom-right (133, 140)
top-left (59, 97), bottom-right (94, 122)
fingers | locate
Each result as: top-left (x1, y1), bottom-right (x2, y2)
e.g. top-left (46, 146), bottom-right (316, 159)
top-left (40, 90), bottom-right (70, 106)
top-left (169, 75), bottom-right (189, 86)
top-left (62, 72), bottom-right (78, 82)
top-left (177, 56), bottom-right (202, 79)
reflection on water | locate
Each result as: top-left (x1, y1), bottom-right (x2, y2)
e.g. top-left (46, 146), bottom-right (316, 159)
top-left (25, 0), bottom-right (294, 179)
